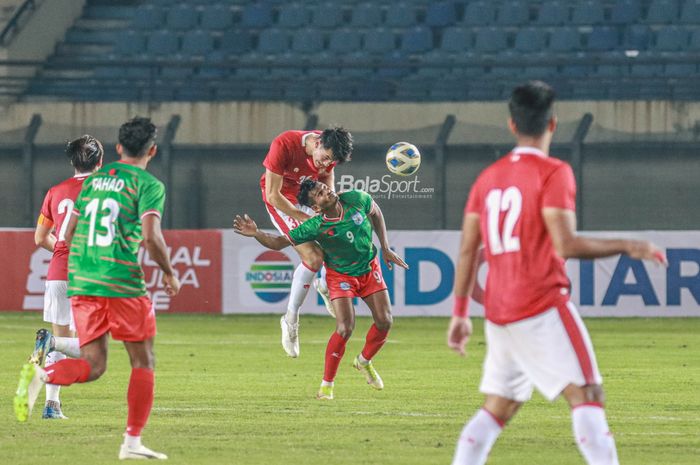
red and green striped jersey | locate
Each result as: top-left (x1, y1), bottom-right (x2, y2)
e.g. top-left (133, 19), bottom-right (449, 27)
top-left (67, 161), bottom-right (165, 298)
top-left (289, 190), bottom-right (376, 276)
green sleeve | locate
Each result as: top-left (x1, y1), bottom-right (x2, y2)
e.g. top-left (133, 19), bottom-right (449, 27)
top-left (138, 178), bottom-right (166, 218)
top-left (288, 217), bottom-right (320, 245)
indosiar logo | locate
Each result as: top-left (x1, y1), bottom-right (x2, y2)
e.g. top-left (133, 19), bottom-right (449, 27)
top-left (246, 251), bottom-right (294, 303)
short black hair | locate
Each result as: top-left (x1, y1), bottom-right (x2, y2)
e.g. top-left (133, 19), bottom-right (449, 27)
top-left (320, 126), bottom-right (353, 164)
top-left (66, 135), bottom-right (103, 173)
top-left (508, 81), bottom-right (556, 137)
top-left (118, 116), bottom-right (157, 157)
top-left (297, 179), bottom-right (318, 207)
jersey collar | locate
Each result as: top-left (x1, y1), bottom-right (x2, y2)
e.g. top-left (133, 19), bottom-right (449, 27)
top-left (323, 203), bottom-right (344, 222)
top-left (512, 146), bottom-right (547, 158)
top-left (74, 173), bottom-right (91, 178)
top-left (301, 132), bottom-right (315, 147)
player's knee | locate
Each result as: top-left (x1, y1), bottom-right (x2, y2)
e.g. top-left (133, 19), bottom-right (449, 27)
top-left (336, 323), bottom-right (354, 339)
top-left (87, 360), bottom-right (107, 381)
top-left (375, 313), bottom-right (392, 331)
top-left (584, 384), bottom-right (605, 405)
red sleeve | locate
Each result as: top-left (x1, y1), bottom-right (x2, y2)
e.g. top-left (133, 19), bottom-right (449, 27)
top-left (541, 163), bottom-right (576, 210)
top-left (40, 188), bottom-right (53, 221)
top-left (262, 135), bottom-right (288, 176)
top-left (464, 179), bottom-right (483, 214)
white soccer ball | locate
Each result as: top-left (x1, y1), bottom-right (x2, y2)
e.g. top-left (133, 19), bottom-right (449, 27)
top-left (385, 142), bottom-right (421, 176)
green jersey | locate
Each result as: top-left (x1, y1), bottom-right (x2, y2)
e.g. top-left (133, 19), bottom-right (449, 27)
top-left (289, 190), bottom-right (376, 276)
top-left (67, 161), bottom-right (165, 298)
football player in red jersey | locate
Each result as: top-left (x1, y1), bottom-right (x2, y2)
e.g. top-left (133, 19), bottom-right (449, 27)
top-left (448, 81), bottom-right (666, 465)
top-left (32, 135), bottom-right (103, 419)
top-left (260, 127), bottom-right (353, 358)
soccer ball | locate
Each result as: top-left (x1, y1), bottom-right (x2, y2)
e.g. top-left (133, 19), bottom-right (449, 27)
top-left (385, 142), bottom-right (421, 176)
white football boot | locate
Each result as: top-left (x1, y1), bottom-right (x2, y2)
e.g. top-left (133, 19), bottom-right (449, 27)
top-left (280, 315), bottom-right (300, 358)
top-left (119, 443), bottom-right (168, 460)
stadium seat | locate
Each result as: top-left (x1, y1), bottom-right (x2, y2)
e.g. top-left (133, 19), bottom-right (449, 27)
top-left (680, 0), bottom-right (700, 23)
top-left (147, 31), bottom-right (179, 55)
top-left (236, 52), bottom-right (269, 78)
top-left (440, 27), bottom-right (471, 53)
top-left (257, 29), bottom-right (289, 54)
top-left (312, 2), bottom-right (343, 29)
top-left (653, 26), bottom-right (689, 51)
top-left (561, 64), bottom-right (593, 77)
top-left (473, 27), bottom-right (507, 53)
top-left (572, 0), bottom-right (604, 24)
top-left (463, 1), bottom-right (495, 26)
top-left (284, 80), bottom-right (318, 101)
top-left (496, 1), bottom-right (529, 26)
top-left (385, 4), bottom-right (417, 27)
top-left (241, 2), bottom-right (273, 28)
top-left (595, 64), bottom-right (628, 77)
top-left (160, 55), bottom-right (193, 79)
top-left (114, 31), bottom-right (146, 56)
top-left (400, 27), bottom-right (433, 54)
top-left (425, 2), bottom-right (457, 27)
top-left (277, 3), bottom-right (308, 28)
top-left (664, 62), bottom-right (697, 76)
top-left (535, 1), bottom-right (568, 25)
top-left (646, 0), bottom-right (680, 23)
top-left (377, 51), bottom-right (411, 78)
top-left (339, 51), bottom-right (372, 78)
top-left (198, 50), bottom-right (229, 78)
top-left (363, 29), bottom-right (396, 55)
top-left (220, 30), bottom-right (253, 55)
top-left (181, 30), bottom-right (214, 56)
top-left (308, 51), bottom-right (339, 78)
top-left (610, 0), bottom-right (641, 24)
top-left (548, 27), bottom-right (581, 52)
top-left (630, 62), bottom-right (664, 76)
top-left (166, 4), bottom-right (199, 31)
top-left (350, 3), bottom-right (382, 27)
top-left (490, 51), bottom-right (520, 77)
top-left (430, 79), bottom-right (469, 100)
top-left (200, 4), bottom-right (234, 30)
top-left (514, 28), bottom-right (546, 53)
top-left (269, 53), bottom-right (304, 78)
top-left (624, 25), bottom-right (652, 50)
top-left (356, 80), bottom-right (394, 101)
top-left (587, 27), bottom-right (619, 51)
top-left (291, 30), bottom-right (324, 54)
top-left (329, 29), bottom-right (361, 53)
top-left (689, 29), bottom-right (700, 49)
top-left (132, 5), bottom-right (165, 30)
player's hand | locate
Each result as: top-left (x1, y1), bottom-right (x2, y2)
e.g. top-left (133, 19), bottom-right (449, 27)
top-left (382, 248), bottom-right (408, 270)
top-left (162, 272), bottom-right (181, 297)
top-left (447, 316), bottom-right (473, 357)
top-left (626, 240), bottom-right (668, 266)
top-left (233, 214), bottom-right (258, 237)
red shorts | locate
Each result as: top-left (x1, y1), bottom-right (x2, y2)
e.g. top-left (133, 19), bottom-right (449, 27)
top-left (70, 295), bottom-right (157, 347)
top-left (326, 256), bottom-right (388, 300)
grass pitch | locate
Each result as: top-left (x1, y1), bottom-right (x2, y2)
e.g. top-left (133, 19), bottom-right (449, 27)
top-left (1, 313), bottom-right (698, 464)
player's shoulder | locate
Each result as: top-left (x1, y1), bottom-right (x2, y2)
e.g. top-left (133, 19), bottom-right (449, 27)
top-left (339, 189), bottom-right (371, 204)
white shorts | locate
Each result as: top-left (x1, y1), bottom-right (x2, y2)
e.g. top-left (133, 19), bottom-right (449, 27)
top-left (43, 280), bottom-right (75, 331)
top-left (264, 202), bottom-right (315, 239)
top-left (479, 301), bottom-right (602, 402)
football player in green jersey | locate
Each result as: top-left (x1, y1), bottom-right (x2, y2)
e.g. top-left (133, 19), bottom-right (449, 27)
top-left (234, 179), bottom-right (407, 400)
top-left (14, 117), bottom-right (180, 460)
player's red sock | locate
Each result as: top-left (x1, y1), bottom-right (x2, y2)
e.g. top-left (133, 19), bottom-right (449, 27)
top-left (323, 332), bottom-right (348, 382)
top-left (126, 368), bottom-right (155, 437)
top-left (44, 358), bottom-right (91, 385)
top-left (361, 324), bottom-right (389, 361)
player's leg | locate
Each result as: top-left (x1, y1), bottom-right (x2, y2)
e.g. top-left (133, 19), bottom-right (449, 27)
top-left (354, 288), bottom-right (392, 390)
top-left (317, 297), bottom-right (355, 400)
top-left (42, 323), bottom-right (71, 419)
top-left (313, 265), bottom-right (334, 317)
top-left (563, 383), bottom-right (618, 465)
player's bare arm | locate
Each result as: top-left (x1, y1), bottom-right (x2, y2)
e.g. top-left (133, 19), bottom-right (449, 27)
top-left (233, 214), bottom-right (292, 251)
top-left (34, 221), bottom-right (56, 252)
top-left (265, 170), bottom-right (312, 223)
top-left (447, 213), bottom-right (481, 356)
top-left (542, 207), bottom-right (667, 265)
top-left (367, 201), bottom-right (408, 270)
top-left (142, 214), bottom-right (181, 296)
top-left (63, 211), bottom-right (80, 248)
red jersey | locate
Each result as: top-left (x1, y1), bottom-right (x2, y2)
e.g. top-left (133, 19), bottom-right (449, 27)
top-left (38, 174), bottom-right (90, 281)
top-left (465, 147), bottom-right (576, 325)
top-left (260, 130), bottom-right (335, 205)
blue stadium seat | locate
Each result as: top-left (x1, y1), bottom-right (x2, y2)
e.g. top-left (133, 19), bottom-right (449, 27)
top-left (181, 30), bottom-right (214, 56)
top-left (132, 5), bottom-right (165, 29)
top-left (400, 27), bottom-right (433, 54)
top-left (356, 80), bottom-right (394, 101)
top-left (548, 27), bottom-right (581, 52)
top-left (257, 29), bottom-right (289, 54)
top-left (680, 0), bottom-right (700, 23)
top-left (440, 27), bottom-right (471, 53)
top-left (630, 62), bottom-right (664, 76)
top-left (241, 3), bottom-right (273, 28)
top-left (654, 26), bottom-right (689, 51)
top-left (473, 27), bottom-right (507, 53)
top-left (350, 3), bottom-right (381, 27)
top-left (463, 1), bottom-right (495, 25)
top-left (385, 4), bottom-right (417, 27)
top-left (561, 64), bottom-right (593, 77)
top-left (285, 80), bottom-right (318, 101)
top-left (200, 4), bottom-right (234, 30)
top-left (114, 31), bottom-right (146, 56)
top-left (595, 64), bottom-right (628, 77)
top-left (198, 51), bottom-right (229, 78)
top-left (496, 1), bottom-right (529, 26)
top-left (430, 79), bottom-right (469, 101)
top-left (514, 28), bottom-right (546, 52)
top-left (572, 0), bottom-right (604, 24)
top-left (610, 0), bottom-right (641, 24)
top-left (147, 31), bottom-right (179, 55)
top-left (277, 3), bottom-right (308, 28)
top-left (689, 29), bottom-right (700, 49)
top-left (646, 0), bottom-right (680, 23)
top-left (312, 2), bottom-right (343, 29)
top-left (587, 27), bottom-right (619, 51)
top-left (664, 62), bottom-right (696, 76)
top-left (308, 51), bottom-right (339, 78)
top-left (624, 25), bottom-right (652, 50)
top-left (291, 30), bottom-right (324, 54)
top-left (319, 78), bottom-right (354, 100)
top-left (363, 29), bottom-right (396, 54)
top-left (339, 51), bottom-right (372, 78)
top-left (536, 1), bottom-right (568, 25)
top-left (269, 53), bottom-right (304, 78)
top-left (377, 51), bottom-right (410, 78)
top-left (425, 2), bottom-right (457, 27)
top-left (490, 51), bottom-right (520, 77)
top-left (220, 30), bottom-right (253, 55)
top-left (160, 55), bottom-right (193, 79)
top-left (329, 29), bottom-right (361, 53)
top-left (522, 54), bottom-right (557, 79)
top-left (166, 4), bottom-right (198, 31)
top-left (236, 52), bottom-right (269, 78)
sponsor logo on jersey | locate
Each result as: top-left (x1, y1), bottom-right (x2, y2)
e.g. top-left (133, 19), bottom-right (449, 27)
top-left (340, 282), bottom-right (351, 291)
top-left (245, 251), bottom-right (294, 303)
top-left (351, 212), bottom-right (364, 225)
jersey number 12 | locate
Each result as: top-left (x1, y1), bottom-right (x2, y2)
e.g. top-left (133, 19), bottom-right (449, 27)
top-left (485, 187), bottom-right (522, 255)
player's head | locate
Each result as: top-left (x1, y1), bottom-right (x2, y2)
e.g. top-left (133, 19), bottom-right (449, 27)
top-left (508, 81), bottom-right (557, 138)
top-left (117, 116), bottom-right (157, 159)
top-left (297, 179), bottom-right (338, 212)
top-left (311, 126), bottom-right (353, 169)
top-left (66, 134), bottom-right (103, 174)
